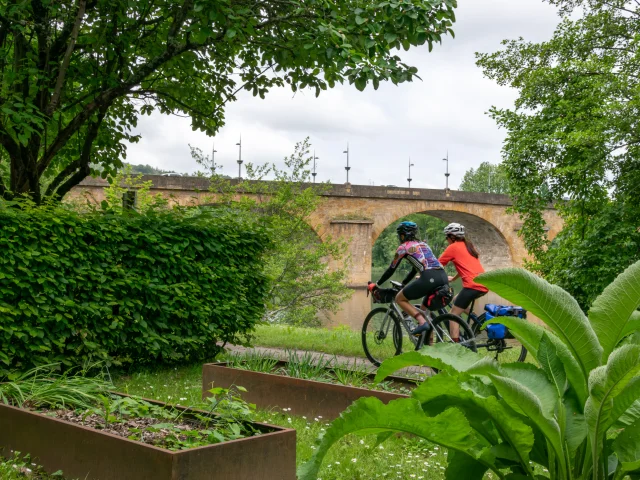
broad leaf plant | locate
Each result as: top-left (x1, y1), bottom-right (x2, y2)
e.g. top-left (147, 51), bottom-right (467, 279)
top-left (299, 260), bottom-right (640, 480)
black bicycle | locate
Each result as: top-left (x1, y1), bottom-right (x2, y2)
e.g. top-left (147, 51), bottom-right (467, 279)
top-left (362, 281), bottom-right (476, 367)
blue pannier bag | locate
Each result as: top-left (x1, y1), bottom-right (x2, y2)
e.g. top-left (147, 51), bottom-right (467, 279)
top-left (483, 304), bottom-right (527, 339)
top-left (486, 322), bottom-right (507, 340)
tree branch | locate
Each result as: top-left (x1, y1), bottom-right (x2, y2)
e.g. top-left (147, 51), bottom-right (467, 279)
top-left (46, 108), bottom-right (105, 199)
top-left (38, 29), bottom-right (226, 177)
top-left (47, 0), bottom-right (87, 115)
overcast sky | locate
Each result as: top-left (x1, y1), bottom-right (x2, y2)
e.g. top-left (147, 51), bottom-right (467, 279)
top-left (126, 0), bottom-right (561, 189)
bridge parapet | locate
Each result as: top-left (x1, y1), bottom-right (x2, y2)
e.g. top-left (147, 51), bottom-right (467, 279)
top-left (77, 175), bottom-right (515, 206)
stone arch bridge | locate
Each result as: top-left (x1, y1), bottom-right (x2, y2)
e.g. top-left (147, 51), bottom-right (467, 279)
top-left (69, 176), bottom-right (562, 328)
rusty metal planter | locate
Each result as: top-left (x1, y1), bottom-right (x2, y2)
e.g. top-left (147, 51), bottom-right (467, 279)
top-left (202, 362), bottom-right (413, 420)
top-left (0, 394), bottom-right (296, 480)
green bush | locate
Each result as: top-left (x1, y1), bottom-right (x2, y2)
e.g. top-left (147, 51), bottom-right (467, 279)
top-left (0, 201), bottom-right (268, 375)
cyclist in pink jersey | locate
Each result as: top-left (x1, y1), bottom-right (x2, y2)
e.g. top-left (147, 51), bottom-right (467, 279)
top-left (368, 221), bottom-right (447, 336)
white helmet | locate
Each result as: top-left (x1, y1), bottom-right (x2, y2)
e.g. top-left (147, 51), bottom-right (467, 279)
top-left (444, 223), bottom-right (465, 237)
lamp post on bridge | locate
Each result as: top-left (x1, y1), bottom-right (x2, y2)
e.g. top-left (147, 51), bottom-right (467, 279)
top-left (236, 135), bottom-right (243, 179)
top-left (312, 151), bottom-right (319, 183)
top-left (442, 151), bottom-right (450, 191)
top-left (407, 157), bottom-right (414, 188)
top-left (343, 143), bottom-right (351, 184)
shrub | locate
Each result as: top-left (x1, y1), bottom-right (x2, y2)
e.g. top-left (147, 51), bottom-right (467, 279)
top-left (299, 261), bottom-right (640, 480)
top-left (0, 201), bottom-right (268, 375)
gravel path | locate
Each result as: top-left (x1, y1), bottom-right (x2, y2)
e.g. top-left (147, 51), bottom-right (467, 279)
top-left (222, 343), bottom-right (433, 377)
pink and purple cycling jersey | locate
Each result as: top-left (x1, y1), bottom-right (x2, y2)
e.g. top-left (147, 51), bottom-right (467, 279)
top-left (390, 241), bottom-right (443, 272)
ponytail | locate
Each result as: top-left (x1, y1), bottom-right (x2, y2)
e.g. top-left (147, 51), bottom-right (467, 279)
top-left (464, 238), bottom-right (479, 259)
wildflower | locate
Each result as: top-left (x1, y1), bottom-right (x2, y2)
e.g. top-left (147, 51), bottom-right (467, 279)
top-left (351, 458), bottom-right (357, 463)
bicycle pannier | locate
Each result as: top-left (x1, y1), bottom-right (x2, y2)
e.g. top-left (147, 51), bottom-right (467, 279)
top-left (372, 288), bottom-right (397, 304)
top-left (483, 303), bottom-right (527, 339)
top-left (425, 285), bottom-right (454, 311)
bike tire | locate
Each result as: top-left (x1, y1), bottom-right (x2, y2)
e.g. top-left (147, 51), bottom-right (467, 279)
top-left (471, 313), bottom-right (527, 363)
top-left (428, 313), bottom-right (477, 353)
top-left (362, 307), bottom-right (403, 367)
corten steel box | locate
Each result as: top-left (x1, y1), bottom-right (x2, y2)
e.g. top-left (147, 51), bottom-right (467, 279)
top-left (202, 362), bottom-right (414, 420)
top-left (0, 395), bottom-right (296, 480)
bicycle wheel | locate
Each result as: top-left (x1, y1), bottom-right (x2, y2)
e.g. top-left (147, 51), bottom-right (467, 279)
top-left (362, 308), bottom-right (403, 367)
top-left (470, 313), bottom-right (527, 363)
top-left (427, 313), bottom-right (477, 352)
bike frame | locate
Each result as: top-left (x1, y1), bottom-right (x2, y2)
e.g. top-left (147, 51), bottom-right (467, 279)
top-left (376, 297), bottom-right (451, 349)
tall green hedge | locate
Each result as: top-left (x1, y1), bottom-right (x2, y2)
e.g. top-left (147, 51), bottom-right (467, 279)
top-left (0, 203), bottom-right (268, 374)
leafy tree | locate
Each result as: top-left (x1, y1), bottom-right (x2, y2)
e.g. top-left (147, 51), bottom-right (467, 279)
top-left (459, 161), bottom-right (509, 195)
top-left (192, 138), bottom-right (351, 326)
top-left (299, 263), bottom-right (640, 480)
top-left (0, 0), bottom-right (457, 203)
top-left (476, 0), bottom-right (640, 308)
top-left (103, 165), bottom-right (168, 213)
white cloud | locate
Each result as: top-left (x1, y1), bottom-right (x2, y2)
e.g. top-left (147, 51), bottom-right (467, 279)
top-left (124, 0), bottom-right (560, 188)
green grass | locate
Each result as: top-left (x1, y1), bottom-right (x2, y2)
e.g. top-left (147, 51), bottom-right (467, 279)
top-left (252, 324), bottom-right (367, 358)
top-left (114, 363), bottom-right (450, 480)
top-left (0, 454), bottom-right (66, 479)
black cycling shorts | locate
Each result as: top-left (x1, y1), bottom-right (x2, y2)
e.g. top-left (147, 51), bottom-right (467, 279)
top-left (454, 288), bottom-right (487, 309)
top-left (401, 269), bottom-right (448, 303)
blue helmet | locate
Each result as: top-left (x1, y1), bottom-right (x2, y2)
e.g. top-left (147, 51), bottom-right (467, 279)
top-left (396, 221), bottom-right (418, 240)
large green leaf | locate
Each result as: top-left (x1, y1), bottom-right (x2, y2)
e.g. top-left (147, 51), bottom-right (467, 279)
top-left (477, 268), bottom-right (602, 378)
top-left (621, 311), bottom-right (640, 343)
top-left (585, 345), bottom-right (640, 473)
top-left (412, 373), bottom-right (536, 475)
top-left (500, 363), bottom-right (559, 417)
top-left (485, 316), bottom-right (587, 404)
top-left (374, 342), bottom-right (499, 383)
top-left (564, 394), bottom-right (587, 454)
top-left (613, 420), bottom-right (640, 473)
top-left (588, 260), bottom-right (640, 362)
top-left (615, 398), bottom-right (640, 428)
top-left (445, 449), bottom-right (489, 480)
top-left (538, 333), bottom-right (568, 400)
top-left (490, 374), bottom-right (567, 477)
top-left (296, 398), bottom-right (481, 480)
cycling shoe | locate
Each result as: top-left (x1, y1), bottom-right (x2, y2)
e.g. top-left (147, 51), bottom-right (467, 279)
top-left (411, 323), bottom-right (432, 336)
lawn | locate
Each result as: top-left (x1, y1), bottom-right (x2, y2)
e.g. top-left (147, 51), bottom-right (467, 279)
top-left (250, 324), bottom-right (366, 358)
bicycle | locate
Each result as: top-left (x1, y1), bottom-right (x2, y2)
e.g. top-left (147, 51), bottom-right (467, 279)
top-left (362, 281), bottom-right (476, 367)
top-left (462, 299), bottom-right (528, 363)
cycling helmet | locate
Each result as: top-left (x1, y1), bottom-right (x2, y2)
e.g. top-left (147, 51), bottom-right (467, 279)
top-left (397, 221), bottom-right (419, 241)
top-left (444, 223), bottom-right (465, 237)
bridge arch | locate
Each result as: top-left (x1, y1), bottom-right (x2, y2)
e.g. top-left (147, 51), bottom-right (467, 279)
top-left (373, 209), bottom-right (514, 272)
